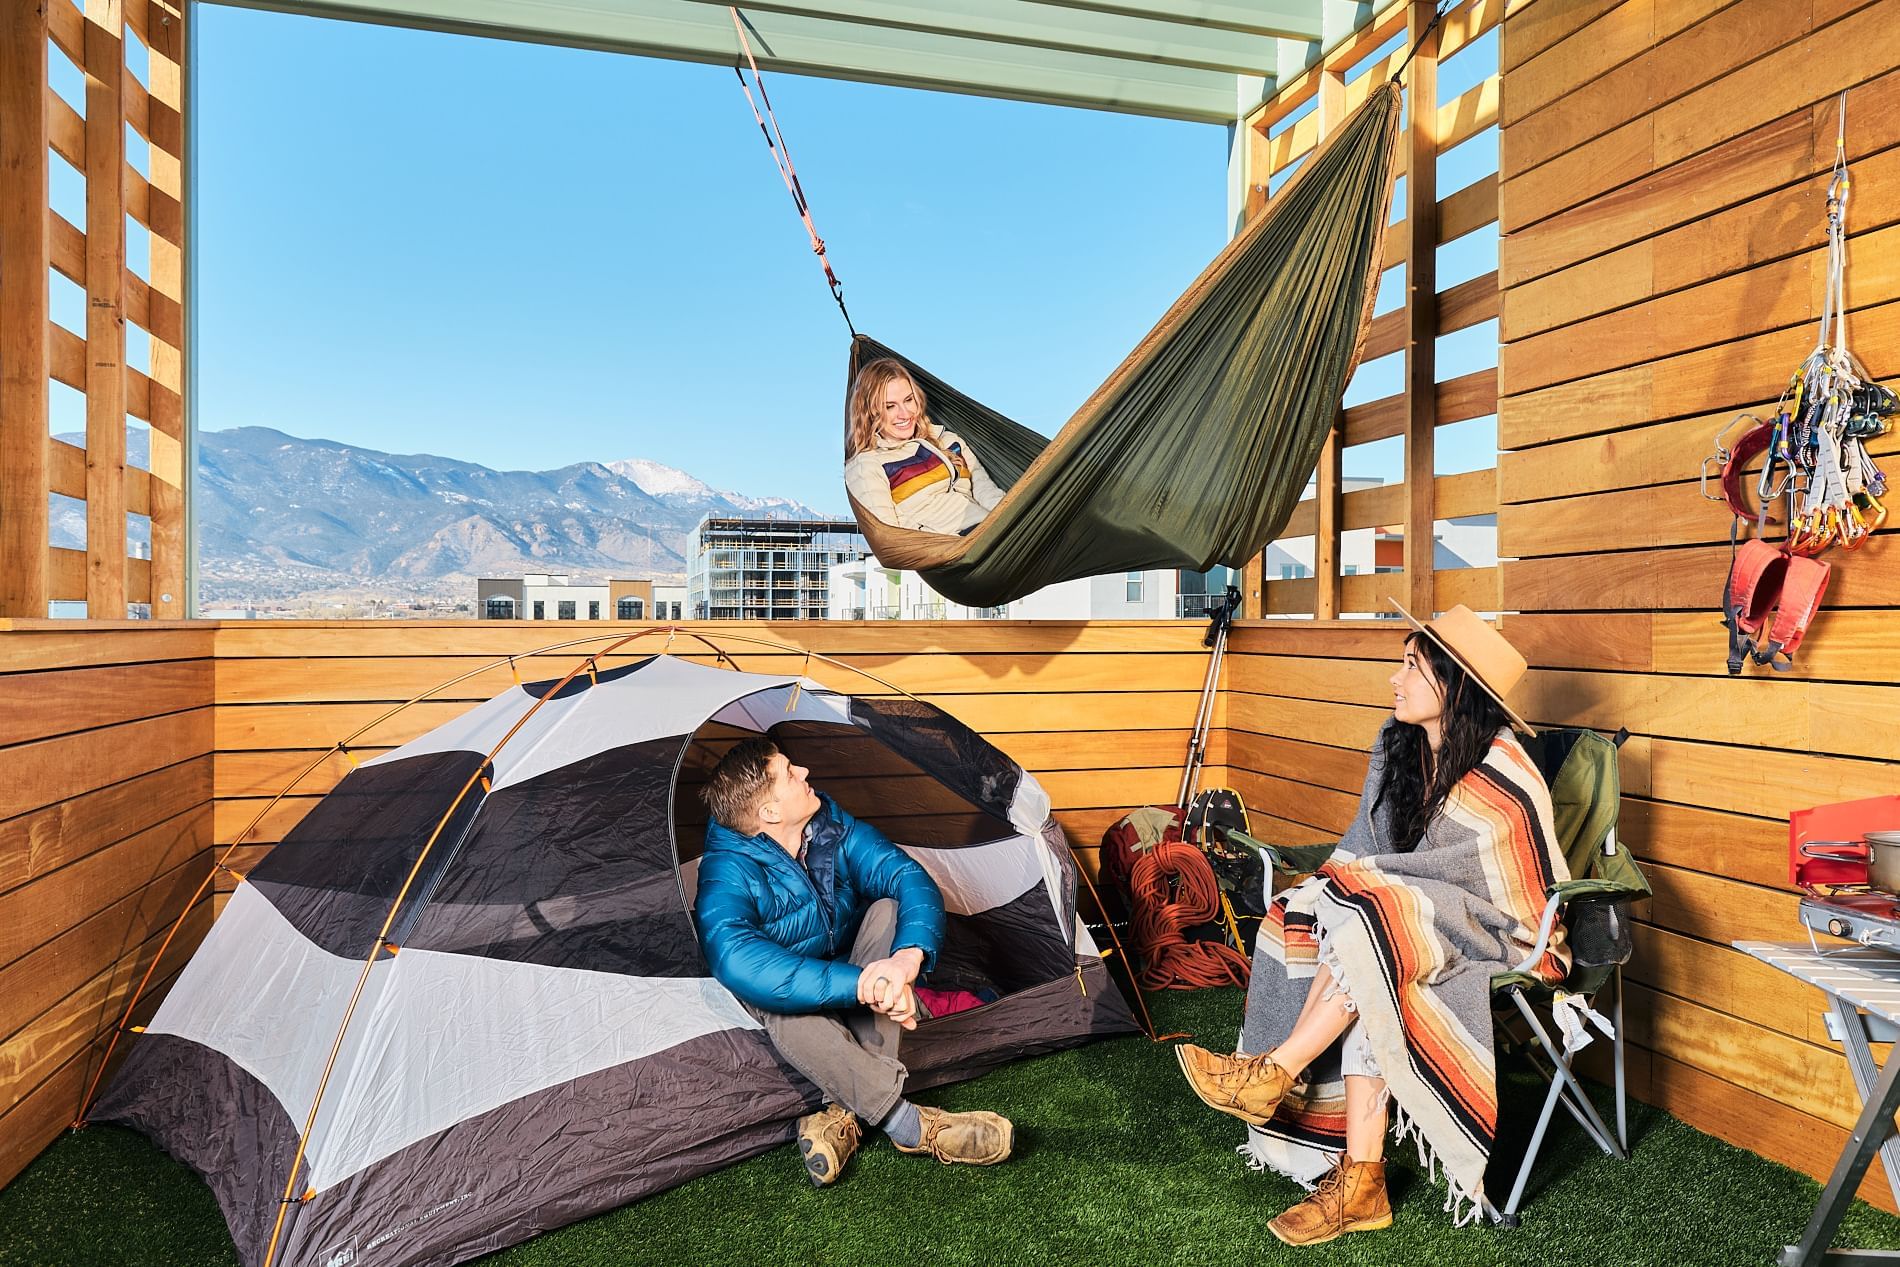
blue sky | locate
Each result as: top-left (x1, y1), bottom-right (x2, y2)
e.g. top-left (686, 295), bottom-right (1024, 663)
top-left (192, 6), bottom-right (1237, 514)
top-left (49, 8), bottom-right (1500, 516)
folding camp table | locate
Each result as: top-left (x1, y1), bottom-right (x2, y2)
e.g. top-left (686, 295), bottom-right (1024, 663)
top-left (1735, 941), bottom-right (1900, 1266)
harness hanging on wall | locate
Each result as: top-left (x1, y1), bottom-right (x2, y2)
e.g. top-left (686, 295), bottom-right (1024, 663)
top-left (1701, 92), bottom-right (1894, 674)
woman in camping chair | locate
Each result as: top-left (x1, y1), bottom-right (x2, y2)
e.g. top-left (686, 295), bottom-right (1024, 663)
top-left (1176, 602), bottom-right (1570, 1245)
top-left (844, 358), bottom-right (1002, 535)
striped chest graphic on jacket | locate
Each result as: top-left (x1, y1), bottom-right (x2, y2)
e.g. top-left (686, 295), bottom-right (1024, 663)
top-left (882, 442), bottom-right (970, 504)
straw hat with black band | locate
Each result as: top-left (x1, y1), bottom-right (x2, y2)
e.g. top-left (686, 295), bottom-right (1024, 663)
top-left (1386, 599), bottom-right (1536, 736)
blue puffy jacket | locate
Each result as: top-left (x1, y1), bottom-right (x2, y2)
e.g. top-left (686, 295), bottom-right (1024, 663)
top-left (694, 794), bottom-right (945, 1014)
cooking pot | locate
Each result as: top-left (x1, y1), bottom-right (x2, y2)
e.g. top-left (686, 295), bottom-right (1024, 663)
top-left (1803, 831), bottom-right (1900, 892)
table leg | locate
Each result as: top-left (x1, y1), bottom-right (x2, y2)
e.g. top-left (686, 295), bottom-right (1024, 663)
top-left (1783, 1036), bottom-right (1900, 1267)
top-left (1830, 997), bottom-right (1900, 1210)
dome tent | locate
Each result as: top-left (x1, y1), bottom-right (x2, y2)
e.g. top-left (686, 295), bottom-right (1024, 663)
top-left (94, 652), bottom-right (1135, 1267)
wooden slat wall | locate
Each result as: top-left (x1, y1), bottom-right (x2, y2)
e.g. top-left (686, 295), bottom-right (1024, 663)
top-left (4, 617), bottom-right (1219, 1190)
top-left (1495, 0), bottom-right (1900, 1210)
top-left (0, 0), bottom-right (187, 619)
top-left (207, 621), bottom-right (1225, 901)
top-left (1220, 621), bottom-right (1406, 849)
top-left (0, 622), bottom-right (215, 1190)
top-left (1243, 0), bottom-right (1503, 619)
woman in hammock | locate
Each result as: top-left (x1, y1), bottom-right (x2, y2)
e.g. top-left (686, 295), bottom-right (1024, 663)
top-left (844, 358), bottom-right (1002, 535)
top-left (1176, 603), bottom-right (1569, 1246)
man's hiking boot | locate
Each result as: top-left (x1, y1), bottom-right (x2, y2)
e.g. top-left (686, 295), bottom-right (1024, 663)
top-left (1267, 1157), bottom-right (1392, 1246)
top-left (892, 1106), bottom-right (1013, 1165)
top-left (796, 1104), bottom-right (862, 1187)
top-left (1175, 1044), bottom-right (1296, 1127)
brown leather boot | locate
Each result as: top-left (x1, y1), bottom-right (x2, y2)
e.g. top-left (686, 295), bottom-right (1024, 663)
top-left (893, 1106), bottom-right (1013, 1165)
top-left (1175, 1044), bottom-right (1297, 1127)
top-left (1267, 1156), bottom-right (1393, 1246)
top-left (795, 1104), bottom-right (862, 1187)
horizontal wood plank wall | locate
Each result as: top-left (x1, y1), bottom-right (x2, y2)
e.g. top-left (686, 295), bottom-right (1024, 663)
top-left (0, 623), bottom-right (215, 1189)
top-left (1220, 621), bottom-right (1406, 850)
top-left (208, 621), bottom-right (1225, 900)
top-left (1498, 0), bottom-right (1900, 1211)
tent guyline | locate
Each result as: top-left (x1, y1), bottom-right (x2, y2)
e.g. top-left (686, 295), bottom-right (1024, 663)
top-left (729, 6), bottom-right (854, 336)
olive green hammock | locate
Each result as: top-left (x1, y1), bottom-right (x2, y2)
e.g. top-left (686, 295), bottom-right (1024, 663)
top-left (845, 82), bottom-right (1403, 610)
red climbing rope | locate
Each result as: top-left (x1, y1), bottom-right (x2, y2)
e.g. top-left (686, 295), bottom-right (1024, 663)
top-left (1128, 840), bottom-right (1252, 992)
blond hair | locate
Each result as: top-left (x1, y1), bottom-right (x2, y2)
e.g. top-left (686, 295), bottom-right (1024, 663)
top-left (847, 358), bottom-right (934, 458)
top-left (701, 738), bottom-right (779, 833)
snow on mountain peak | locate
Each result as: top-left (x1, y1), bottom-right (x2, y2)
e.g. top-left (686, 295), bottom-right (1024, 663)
top-left (607, 458), bottom-right (715, 499)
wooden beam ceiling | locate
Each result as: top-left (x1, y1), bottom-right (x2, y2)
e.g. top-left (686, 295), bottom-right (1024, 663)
top-left (210, 0), bottom-right (1344, 123)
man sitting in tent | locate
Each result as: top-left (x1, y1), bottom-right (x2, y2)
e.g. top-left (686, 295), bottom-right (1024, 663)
top-left (694, 738), bottom-right (1016, 1186)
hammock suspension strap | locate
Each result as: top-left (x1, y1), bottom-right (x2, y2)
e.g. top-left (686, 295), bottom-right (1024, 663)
top-left (1390, 0), bottom-right (1453, 82)
top-left (728, 6), bottom-right (856, 337)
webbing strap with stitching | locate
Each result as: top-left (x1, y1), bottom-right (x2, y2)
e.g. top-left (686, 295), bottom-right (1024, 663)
top-left (1721, 537), bottom-right (1829, 675)
top-left (1761, 555), bottom-right (1830, 670)
top-left (1718, 419), bottom-right (1780, 524)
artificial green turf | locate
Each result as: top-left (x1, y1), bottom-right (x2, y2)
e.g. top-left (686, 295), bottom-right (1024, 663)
top-left (5, 987), bottom-right (1899, 1267)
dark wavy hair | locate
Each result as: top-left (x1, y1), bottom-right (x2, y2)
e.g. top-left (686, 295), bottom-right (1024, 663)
top-left (1374, 631), bottom-right (1512, 853)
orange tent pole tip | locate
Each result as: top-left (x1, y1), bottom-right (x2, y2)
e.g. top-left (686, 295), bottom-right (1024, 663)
top-left (383, 942), bottom-right (400, 956)
top-left (130, 1025), bottom-right (146, 1034)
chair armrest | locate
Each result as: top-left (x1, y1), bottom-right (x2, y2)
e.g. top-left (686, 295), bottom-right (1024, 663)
top-left (1225, 831), bottom-right (1337, 876)
top-left (1508, 879), bottom-right (1648, 977)
top-left (1549, 878), bottom-right (1649, 904)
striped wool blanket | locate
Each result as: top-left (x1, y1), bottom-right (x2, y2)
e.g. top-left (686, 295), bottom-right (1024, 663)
top-left (1239, 722), bottom-right (1570, 1222)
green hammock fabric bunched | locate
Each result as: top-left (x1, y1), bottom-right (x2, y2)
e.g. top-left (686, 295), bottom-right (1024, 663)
top-left (844, 81), bottom-right (1404, 609)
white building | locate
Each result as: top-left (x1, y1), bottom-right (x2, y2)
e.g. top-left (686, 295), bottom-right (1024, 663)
top-left (1263, 476), bottom-right (1498, 587)
top-left (477, 574), bottom-right (686, 621)
top-left (826, 557), bottom-right (1199, 621)
top-left (648, 583), bottom-right (687, 621)
top-left (686, 517), bottom-right (867, 620)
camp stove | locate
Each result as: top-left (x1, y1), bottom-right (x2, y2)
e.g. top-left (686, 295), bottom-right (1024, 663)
top-left (1800, 891), bottom-right (1900, 954)
top-left (1790, 796), bottom-right (1900, 955)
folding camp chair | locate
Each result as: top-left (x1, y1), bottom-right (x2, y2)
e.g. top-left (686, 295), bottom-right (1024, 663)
top-left (1226, 726), bottom-right (1649, 1222)
top-left (1486, 726), bottom-right (1651, 1226)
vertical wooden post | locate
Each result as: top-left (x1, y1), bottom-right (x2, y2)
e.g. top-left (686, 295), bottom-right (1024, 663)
top-left (1239, 109), bottom-right (1270, 616)
top-left (1243, 119), bottom-right (1270, 222)
top-left (0, 2), bottom-right (51, 617)
top-left (1313, 68), bottom-right (1347, 621)
top-left (145, 0), bottom-right (186, 617)
top-left (1402, 0), bottom-right (1440, 616)
top-left (86, 0), bottom-right (129, 618)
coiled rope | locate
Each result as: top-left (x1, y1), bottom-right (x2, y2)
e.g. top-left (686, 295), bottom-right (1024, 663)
top-left (1128, 840), bottom-right (1252, 991)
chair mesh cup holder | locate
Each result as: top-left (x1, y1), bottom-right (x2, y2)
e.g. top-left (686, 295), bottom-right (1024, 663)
top-left (1569, 897), bottom-right (1635, 970)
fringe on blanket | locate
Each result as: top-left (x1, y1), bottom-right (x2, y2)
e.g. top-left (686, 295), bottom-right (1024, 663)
top-left (1390, 1100), bottom-right (1486, 1226)
top-left (1239, 1114), bottom-right (1486, 1226)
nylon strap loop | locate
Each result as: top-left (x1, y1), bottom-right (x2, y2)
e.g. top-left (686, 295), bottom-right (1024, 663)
top-left (729, 6), bottom-right (856, 336)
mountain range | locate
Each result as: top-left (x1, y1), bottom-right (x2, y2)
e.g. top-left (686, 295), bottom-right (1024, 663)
top-left (51, 427), bottom-right (830, 606)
